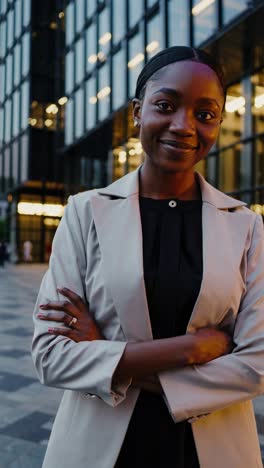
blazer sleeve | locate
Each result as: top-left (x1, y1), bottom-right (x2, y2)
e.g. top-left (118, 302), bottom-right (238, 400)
top-left (159, 214), bottom-right (264, 422)
top-left (32, 195), bottom-right (130, 407)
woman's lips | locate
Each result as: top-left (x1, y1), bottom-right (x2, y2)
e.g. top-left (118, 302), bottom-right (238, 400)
top-left (159, 139), bottom-right (198, 150)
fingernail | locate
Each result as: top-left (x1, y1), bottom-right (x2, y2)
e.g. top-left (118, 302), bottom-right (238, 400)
top-left (39, 304), bottom-right (46, 308)
top-left (37, 314), bottom-right (45, 318)
top-left (48, 328), bottom-right (54, 332)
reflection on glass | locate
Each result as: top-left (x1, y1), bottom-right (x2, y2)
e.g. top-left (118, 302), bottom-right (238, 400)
top-left (75, 37), bottom-right (85, 84)
top-left (76, 0), bottom-right (85, 32)
top-left (219, 145), bottom-right (240, 193)
top-left (75, 87), bottom-right (84, 139)
top-left (6, 54), bottom-right (13, 95)
top-left (128, 0), bottom-right (144, 28)
top-left (113, 0), bottom-right (126, 45)
top-left (146, 12), bottom-right (163, 60)
top-left (0, 21), bottom-right (6, 58)
top-left (13, 90), bottom-right (20, 137)
top-left (98, 8), bottom-right (111, 62)
top-left (66, 51), bottom-right (74, 95)
top-left (223, 0), bottom-right (248, 24)
top-left (0, 64), bottom-right (5, 102)
top-left (7, 9), bottom-right (14, 49)
top-left (15, 0), bottom-right (22, 38)
top-left (21, 133), bottom-right (29, 182)
top-left (23, 0), bottom-right (31, 27)
top-left (22, 33), bottom-right (30, 77)
top-left (98, 62), bottom-right (110, 121)
top-left (14, 43), bottom-right (21, 86)
top-left (21, 81), bottom-right (29, 130)
top-left (86, 76), bottom-right (97, 130)
top-left (113, 48), bottom-right (126, 110)
top-left (86, 0), bottom-right (96, 18)
top-left (86, 23), bottom-right (97, 73)
top-left (192, 0), bottom-right (217, 46)
top-left (128, 32), bottom-right (144, 98)
top-left (66, 2), bottom-right (75, 46)
top-left (219, 82), bottom-right (244, 148)
top-left (65, 98), bottom-right (73, 145)
top-left (168, 0), bottom-right (189, 46)
top-left (4, 99), bottom-right (11, 142)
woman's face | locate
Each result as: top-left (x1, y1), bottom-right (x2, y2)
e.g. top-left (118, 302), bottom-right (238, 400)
top-left (133, 60), bottom-right (224, 173)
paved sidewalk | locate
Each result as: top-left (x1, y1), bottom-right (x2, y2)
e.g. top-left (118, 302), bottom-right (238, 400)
top-left (0, 264), bottom-right (264, 467)
top-left (0, 264), bottom-right (62, 468)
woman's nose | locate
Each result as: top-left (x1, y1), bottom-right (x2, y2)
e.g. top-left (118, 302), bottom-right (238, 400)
top-left (169, 109), bottom-right (195, 135)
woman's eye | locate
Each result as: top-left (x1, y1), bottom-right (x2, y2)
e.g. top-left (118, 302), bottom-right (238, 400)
top-left (197, 111), bottom-right (215, 121)
top-left (156, 102), bottom-right (173, 112)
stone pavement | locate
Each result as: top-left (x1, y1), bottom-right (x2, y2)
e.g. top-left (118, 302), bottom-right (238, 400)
top-left (0, 264), bottom-right (62, 468)
top-left (0, 264), bottom-right (264, 467)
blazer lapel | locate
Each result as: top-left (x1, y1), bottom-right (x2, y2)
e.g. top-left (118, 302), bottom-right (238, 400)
top-left (90, 193), bottom-right (153, 341)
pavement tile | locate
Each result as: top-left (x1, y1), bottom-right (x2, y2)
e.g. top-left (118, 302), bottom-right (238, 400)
top-left (0, 411), bottom-right (52, 443)
top-left (0, 372), bottom-right (36, 392)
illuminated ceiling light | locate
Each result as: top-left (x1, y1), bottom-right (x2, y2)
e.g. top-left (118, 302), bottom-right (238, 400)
top-left (89, 96), bottom-right (97, 104)
top-left (129, 149), bottom-right (136, 156)
top-left (44, 119), bottom-right (53, 127)
top-left (31, 100), bottom-right (38, 108)
top-left (97, 86), bottom-right (111, 100)
top-left (146, 41), bottom-right (159, 53)
top-left (128, 53), bottom-right (144, 69)
top-left (255, 94), bottom-right (264, 108)
top-left (58, 11), bottom-right (64, 19)
top-left (50, 21), bottom-right (58, 30)
top-left (17, 202), bottom-right (65, 217)
top-left (237, 107), bottom-right (245, 115)
top-left (135, 148), bottom-right (143, 155)
top-left (135, 141), bottom-right (142, 149)
top-left (250, 204), bottom-right (263, 215)
top-left (99, 32), bottom-right (112, 45)
top-left (88, 54), bottom-right (98, 64)
top-left (97, 51), bottom-right (106, 62)
top-left (46, 104), bottom-right (59, 114)
top-left (58, 96), bottom-right (68, 105)
top-left (225, 96), bottom-right (245, 113)
top-left (192, 0), bottom-right (215, 16)
top-left (29, 118), bottom-right (37, 126)
top-left (118, 151), bottom-right (127, 164)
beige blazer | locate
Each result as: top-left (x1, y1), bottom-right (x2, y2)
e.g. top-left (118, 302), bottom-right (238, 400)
top-left (32, 166), bottom-right (264, 468)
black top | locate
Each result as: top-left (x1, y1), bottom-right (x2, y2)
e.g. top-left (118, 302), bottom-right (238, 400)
top-left (115, 197), bottom-right (203, 468)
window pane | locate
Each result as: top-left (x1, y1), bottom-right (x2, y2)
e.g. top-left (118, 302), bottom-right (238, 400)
top-left (23, 0), bottom-right (31, 27)
top-left (0, 0), bottom-right (7, 15)
top-left (4, 147), bottom-right (10, 189)
top-left (21, 133), bottom-right (28, 182)
top-left (86, 76), bottom-right (97, 130)
top-left (252, 68), bottom-right (264, 135)
top-left (75, 87), bottom-right (84, 139)
top-left (112, 0), bottom-right (126, 45)
top-left (0, 64), bottom-right (5, 102)
top-left (75, 37), bottom-right (85, 84)
top-left (21, 81), bottom-right (29, 130)
top-left (146, 12), bottom-right (163, 60)
top-left (220, 82), bottom-right (244, 147)
top-left (65, 50), bottom-right (74, 94)
top-left (192, 0), bottom-right (217, 46)
top-left (15, 0), bottom-right (22, 38)
top-left (147, 0), bottom-right (157, 7)
top-left (98, 8), bottom-right (111, 62)
top-left (223, 0), bottom-right (248, 24)
top-left (219, 145), bottom-right (240, 193)
top-left (128, 0), bottom-right (143, 28)
top-left (14, 43), bottom-right (21, 86)
top-left (22, 32), bottom-right (30, 77)
top-left (65, 98), bottom-right (74, 145)
top-left (0, 20), bottom-right (6, 59)
top-left (113, 48), bottom-right (126, 110)
top-left (66, 2), bottom-right (75, 46)
top-left (13, 90), bottom-right (20, 137)
top-left (4, 99), bottom-right (11, 142)
top-left (254, 136), bottom-right (264, 187)
top-left (6, 54), bottom-right (13, 95)
top-left (86, 0), bottom-right (96, 18)
top-left (12, 140), bottom-right (19, 185)
top-left (7, 8), bottom-right (14, 49)
top-left (98, 62), bottom-right (110, 121)
top-left (168, 0), bottom-right (189, 46)
top-left (0, 107), bottom-right (4, 147)
top-left (76, 0), bottom-right (85, 32)
top-left (86, 23), bottom-right (97, 73)
top-left (128, 32), bottom-right (144, 98)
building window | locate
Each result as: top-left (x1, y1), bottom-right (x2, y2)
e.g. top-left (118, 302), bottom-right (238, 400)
top-left (12, 90), bottom-right (20, 137)
top-left (66, 2), bottom-right (75, 46)
top-left (86, 0), bottom-right (97, 19)
top-left (66, 50), bottom-right (74, 95)
top-left (12, 140), bottom-right (19, 185)
top-left (7, 8), bottom-right (14, 49)
top-left (128, 0), bottom-right (144, 29)
top-left (21, 81), bottom-right (29, 130)
top-left (0, 64), bottom-right (5, 102)
top-left (86, 76), bottom-right (97, 130)
top-left (0, 0), bottom-right (7, 15)
top-left (4, 147), bottom-right (10, 191)
top-left (0, 20), bottom-right (6, 59)
top-left (0, 108), bottom-right (4, 147)
top-left (20, 133), bottom-right (29, 183)
top-left (219, 82), bottom-right (244, 148)
top-left (146, 12), bottom-right (163, 60)
top-left (112, 0), bottom-right (126, 45)
top-left (23, 0), bottom-right (31, 27)
top-left (147, 0), bottom-right (158, 7)
top-left (98, 7), bottom-right (111, 63)
top-left (4, 99), bottom-right (12, 143)
top-left (219, 144), bottom-right (241, 193)
top-left (65, 98), bottom-right (74, 145)
top-left (98, 62), bottom-right (111, 122)
top-left (15, 0), bottom-right (22, 38)
top-left (128, 31), bottom-right (144, 98)
top-left (6, 53), bottom-right (13, 95)
top-left (192, 0), bottom-right (218, 46)
top-left (75, 36), bottom-right (85, 85)
top-left (76, 0), bottom-right (85, 33)
top-left (222, 0), bottom-right (248, 24)
top-left (168, 0), bottom-right (189, 46)
top-left (86, 23), bottom-right (97, 73)
top-left (75, 87), bottom-right (84, 139)
top-left (14, 43), bottom-right (21, 87)
top-left (112, 47), bottom-right (126, 111)
top-left (22, 32), bottom-right (30, 77)
top-left (252, 68), bottom-right (264, 135)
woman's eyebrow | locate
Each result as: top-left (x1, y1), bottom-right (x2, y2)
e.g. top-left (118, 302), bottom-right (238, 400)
top-left (153, 88), bottom-right (221, 110)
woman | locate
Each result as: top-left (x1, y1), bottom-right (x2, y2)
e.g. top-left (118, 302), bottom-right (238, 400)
top-left (32, 47), bottom-right (264, 468)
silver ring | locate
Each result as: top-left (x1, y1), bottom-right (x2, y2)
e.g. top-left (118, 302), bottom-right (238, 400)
top-left (68, 317), bottom-right (77, 328)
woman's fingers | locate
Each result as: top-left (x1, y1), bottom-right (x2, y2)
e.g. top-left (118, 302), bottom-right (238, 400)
top-left (57, 287), bottom-right (88, 313)
top-left (48, 326), bottom-right (76, 337)
top-left (37, 310), bottom-right (76, 328)
top-left (39, 300), bottom-right (79, 317)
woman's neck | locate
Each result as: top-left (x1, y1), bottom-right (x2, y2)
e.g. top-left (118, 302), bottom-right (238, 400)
top-left (139, 164), bottom-right (201, 200)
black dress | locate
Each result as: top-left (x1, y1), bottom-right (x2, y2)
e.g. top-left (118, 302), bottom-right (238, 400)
top-left (115, 197), bottom-right (203, 468)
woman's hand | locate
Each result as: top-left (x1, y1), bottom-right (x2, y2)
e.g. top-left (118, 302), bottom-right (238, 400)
top-left (188, 327), bottom-right (233, 365)
top-left (37, 287), bottom-right (104, 342)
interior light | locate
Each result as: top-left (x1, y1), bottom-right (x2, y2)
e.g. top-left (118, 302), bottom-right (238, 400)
top-left (255, 94), bottom-right (264, 109)
top-left (58, 96), bottom-right (68, 105)
top-left (31, 100), bottom-right (38, 108)
top-left (129, 149), bottom-right (136, 156)
top-left (192, 0), bottom-right (216, 16)
top-left (30, 118), bottom-right (37, 126)
top-left (97, 51), bottom-right (106, 62)
top-left (250, 204), bottom-right (264, 215)
top-left (88, 54), bottom-right (98, 64)
top-left (225, 96), bottom-right (245, 113)
top-left (18, 202), bottom-right (65, 217)
top-left (146, 41), bottom-right (159, 53)
top-left (99, 32), bottom-right (112, 45)
top-left (97, 86), bottom-right (111, 100)
top-left (46, 104), bottom-right (59, 114)
top-left (128, 53), bottom-right (144, 69)
top-left (50, 22), bottom-right (58, 30)
top-left (58, 11), bottom-right (64, 19)
top-left (118, 151), bottom-right (127, 164)
top-left (44, 119), bottom-right (53, 127)
top-left (89, 96), bottom-right (97, 104)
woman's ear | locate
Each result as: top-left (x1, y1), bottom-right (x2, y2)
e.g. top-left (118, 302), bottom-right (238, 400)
top-left (132, 98), bottom-right (141, 127)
